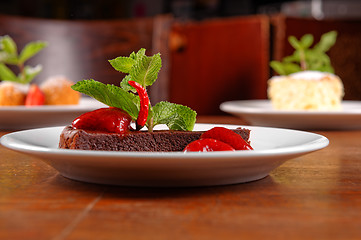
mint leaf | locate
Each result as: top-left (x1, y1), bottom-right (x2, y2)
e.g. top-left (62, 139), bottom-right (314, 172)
top-left (130, 53), bottom-right (161, 87)
top-left (132, 48), bottom-right (146, 60)
top-left (0, 36), bottom-right (18, 65)
top-left (270, 61), bottom-right (286, 75)
top-left (0, 52), bottom-right (18, 65)
top-left (300, 34), bottom-right (313, 49)
top-left (19, 41), bottom-right (47, 63)
top-left (109, 48), bottom-right (145, 73)
top-left (22, 64), bottom-right (43, 84)
top-left (0, 35), bottom-right (17, 55)
top-left (0, 35), bottom-right (47, 84)
top-left (108, 56), bottom-right (135, 73)
top-left (151, 101), bottom-right (197, 131)
top-left (270, 31), bottom-right (337, 75)
top-left (73, 48), bottom-right (197, 132)
top-left (288, 36), bottom-right (302, 50)
top-left (270, 61), bottom-right (301, 75)
top-left (120, 75), bottom-right (135, 92)
top-left (108, 48), bottom-right (160, 88)
top-left (314, 31), bottom-right (337, 52)
top-left (282, 62), bottom-right (302, 75)
top-left (72, 80), bottom-right (140, 119)
top-left (283, 52), bottom-right (300, 63)
top-left (0, 63), bottom-right (18, 81)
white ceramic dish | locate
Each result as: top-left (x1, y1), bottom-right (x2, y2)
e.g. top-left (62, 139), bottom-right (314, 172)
top-left (220, 100), bottom-right (361, 130)
top-left (0, 123), bottom-right (328, 187)
top-left (0, 98), bottom-right (106, 130)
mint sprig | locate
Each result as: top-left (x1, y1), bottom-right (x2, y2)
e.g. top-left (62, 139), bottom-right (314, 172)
top-left (72, 80), bottom-right (140, 119)
top-left (270, 31), bottom-right (337, 75)
top-left (0, 35), bottom-right (47, 84)
top-left (72, 49), bottom-right (197, 132)
top-left (152, 101), bottom-right (197, 131)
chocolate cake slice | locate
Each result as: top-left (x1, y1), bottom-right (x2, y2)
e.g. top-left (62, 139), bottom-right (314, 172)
top-left (59, 126), bottom-right (251, 152)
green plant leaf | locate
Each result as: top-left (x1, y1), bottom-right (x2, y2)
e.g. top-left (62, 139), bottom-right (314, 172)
top-left (151, 101), bottom-right (197, 131)
top-left (288, 36), bottom-right (302, 50)
top-left (0, 36), bottom-right (47, 84)
top-left (108, 56), bottom-right (135, 73)
top-left (72, 48), bottom-right (197, 132)
top-left (120, 75), bottom-right (135, 92)
top-left (270, 61), bottom-right (287, 75)
top-left (19, 41), bottom-right (48, 63)
top-left (283, 52), bottom-right (300, 63)
top-left (271, 31), bottom-right (337, 75)
top-left (129, 48), bottom-right (146, 61)
top-left (130, 53), bottom-right (161, 87)
top-left (0, 63), bottom-right (18, 81)
top-left (134, 48), bottom-right (146, 60)
top-left (22, 64), bottom-right (43, 84)
top-left (300, 34), bottom-right (314, 49)
top-left (0, 52), bottom-right (18, 65)
top-left (317, 65), bottom-right (334, 74)
top-left (0, 35), bottom-right (17, 55)
top-left (71, 80), bottom-right (140, 119)
top-left (314, 31), bottom-right (337, 52)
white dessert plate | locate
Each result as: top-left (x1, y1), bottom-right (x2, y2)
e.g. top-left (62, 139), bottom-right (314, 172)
top-left (220, 100), bottom-right (361, 130)
top-left (0, 123), bottom-right (328, 187)
top-left (0, 98), bottom-right (106, 130)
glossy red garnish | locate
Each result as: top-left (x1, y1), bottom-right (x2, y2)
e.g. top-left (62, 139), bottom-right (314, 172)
top-left (128, 81), bottom-right (149, 130)
top-left (72, 107), bottom-right (132, 134)
top-left (25, 84), bottom-right (45, 106)
top-left (183, 138), bottom-right (235, 152)
top-left (200, 127), bottom-right (253, 150)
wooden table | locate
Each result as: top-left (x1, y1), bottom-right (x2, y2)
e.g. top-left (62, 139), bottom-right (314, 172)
top-left (1, 116), bottom-right (361, 240)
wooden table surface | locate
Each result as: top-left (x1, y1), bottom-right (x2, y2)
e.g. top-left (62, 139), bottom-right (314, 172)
top-left (1, 116), bottom-right (361, 240)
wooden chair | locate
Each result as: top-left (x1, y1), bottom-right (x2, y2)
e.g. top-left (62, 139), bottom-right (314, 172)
top-left (271, 14), bottom-right (361, 101)
top-left (167, 15), bottom-right (270, 115)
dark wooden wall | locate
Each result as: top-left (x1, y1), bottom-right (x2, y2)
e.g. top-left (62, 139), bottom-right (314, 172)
top-left (0, 14), bottom-right (154, 86)
top-left (168, 15), bottom-right (270, 115)
top-left (2, 13), bottom-right (360, 115)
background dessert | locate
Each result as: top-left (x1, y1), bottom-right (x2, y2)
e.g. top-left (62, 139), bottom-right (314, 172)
top-left (0, 81), bottom-right (27, 106)
top-left (40, 76), bottom-right (80, 105)
top-left (268, 71), bottom-right (344, 110)
top-left (0, 35), bottom-right (79, 106)
top-left (268, 31), bottom-right (344, 111)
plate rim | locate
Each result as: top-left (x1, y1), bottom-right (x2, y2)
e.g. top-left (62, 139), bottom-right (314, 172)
top-left (0, 123), bottom-right (329, 159)
top-left (220, 99), bottom-right (361, 115)
top-left (0, 98), bottom-right (104, 113)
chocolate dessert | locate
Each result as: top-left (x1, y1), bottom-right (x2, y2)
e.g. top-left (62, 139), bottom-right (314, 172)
top-left (59, 49), bottom-right (253, 153)
top-left (59, 126), bottom-right (251, 152)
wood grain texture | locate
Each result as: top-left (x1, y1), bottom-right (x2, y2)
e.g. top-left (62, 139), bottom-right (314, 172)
top-left (168, 15), bottom-right (270, 115)
top-left (1, 116), bottom-right (361, 240)
top-left (0, 14), bottom-right (154, 86)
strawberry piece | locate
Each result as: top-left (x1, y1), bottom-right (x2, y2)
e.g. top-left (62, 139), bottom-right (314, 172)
top-left (72, 107), bottom-right (132, 134)
top-left (25, 84), bottom-right (45, 106)
top-left (183, 138), bottom-right (235, 152)
top-left (200, 127), bottom-right (253, 150)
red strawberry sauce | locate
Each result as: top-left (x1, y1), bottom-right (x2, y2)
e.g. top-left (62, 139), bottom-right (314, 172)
top-left (72, 107), bottom-right (132, 134)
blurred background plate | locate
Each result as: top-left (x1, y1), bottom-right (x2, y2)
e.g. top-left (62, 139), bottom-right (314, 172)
top-left (220, 100), bottom-right (361, 130)
top-left (0, 98), bottom-right (106, 130)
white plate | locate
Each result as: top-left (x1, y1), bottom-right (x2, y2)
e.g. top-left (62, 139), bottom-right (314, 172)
top-left (220, 100), bottom-right (361, 130)
top-left (0, 98), bottom-right (106, 130)
top-left (0, 124), bottom-right (328, 187)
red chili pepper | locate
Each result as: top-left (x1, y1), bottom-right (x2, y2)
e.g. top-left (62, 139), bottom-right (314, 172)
top-left (128, 81), bottom-right (149, 130)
